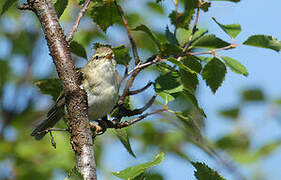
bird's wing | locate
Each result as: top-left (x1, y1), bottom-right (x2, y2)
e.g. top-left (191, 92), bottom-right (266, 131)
top-left (31, 93), bottom-right (65, 140)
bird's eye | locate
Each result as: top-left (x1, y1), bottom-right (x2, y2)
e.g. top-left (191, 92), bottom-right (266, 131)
top-left (95, 55), bottom-right (99, 60)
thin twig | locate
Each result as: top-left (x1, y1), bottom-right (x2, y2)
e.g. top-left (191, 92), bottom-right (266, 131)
top-left (90, 105), bottom-right (166, 134)
top-left (166, 0), bottom-right (202, 75)
top-left (122, 94), bottom-right (157, 117)
top-left (128, 81), bottom-right (153, 95)
top-left (113, 0), bottom-right (143, 105)
top-left (123, 64), bottom-right (129, 79)
top-left (119, 70), bottom-right (139, 105)
top-left (119, 57), bottom-right (159, 105)
top-left (189, 30), bottom-right (208, 45)
top-left (173, 0), bottom-right (179, 35)
top-left (92, 101), bottom-right (168, 134)
top-left (114, 108), bottom-right (167, 128)
top-left (177, 0), bottom-right (202, 61)
top-left (113, 0), bottom-right (140, 65)
top-left (127, 56), bottom-right (161, 76)
top-left (188, 44), bottom-right (237, 56)
top-left (44, 128), bottom-right (70, 133)
top-left (66, 0), bottom-right (91, 42)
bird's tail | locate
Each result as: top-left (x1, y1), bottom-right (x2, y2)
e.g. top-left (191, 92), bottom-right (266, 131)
top-left (31, 104), bottom-right (64, 140)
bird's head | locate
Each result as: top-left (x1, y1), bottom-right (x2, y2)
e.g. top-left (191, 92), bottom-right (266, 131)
top-left (91, 47), bottom-right (114, 61)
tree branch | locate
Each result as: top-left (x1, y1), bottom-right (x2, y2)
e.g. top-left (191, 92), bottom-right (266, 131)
top-left (118, 94), bottom-right (157, 118)
top-left (177, 0), bottom-right (202, 61)
top-left (66, 0), bottom-right (91, 42)
top-left (188, 44), bottom-right (237, 56)
top-left (21, 0), bottom-right (96, 179)
top-left (113, 108), bottom-right (166, 128)
top-left (90, 107), bottom-right (167, 134)
top-left (113, 0), bottom-right (140, 66)
top-left (128, 81), bottom-right (153, 95)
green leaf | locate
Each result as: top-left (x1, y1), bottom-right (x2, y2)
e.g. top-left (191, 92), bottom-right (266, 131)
top-left (146, 2), bottom-right (164, 14)
top-left (133, 24), bottom-right (161, 49)
top-left (111, 96), bottom-right (132, 117)
top-left (201, 57), bottom-right (226, 93)
top-left (212, 17), bottom-right (241, 39)
top-left (182, 56), bottom-right (202, 74)
top-left (193, 34), bottom-right (230, 49)
top-left (197, 56), bottom-right (213, 63)
top-left (241, 88), bottom-right (265, 102)
top-left (1, 0), bottom-right (17, 16)
top-left (165, 26), bottom-right (179, 45)
top-left (166, 57), bottom-right (197, 74)
top-left (183, 89), bottom-right (206, 117)
top-left (154, 73), bottom-right (183, 101)
top-left (221, 56), bottom-right (248, 76)
top-left (180, 56), bottom-right (202, 92)
top-left (115, 129), bottom-right (136, 158)
top-left (34, 79), bottom-right (63, 101)
top-left (171, 110), bottom-right (203, 142)
top-left (90, 0), bottom-right (121, 32)
top-left (160, 43), bottom-right (182, 56)
top-left (219, 107), bottom-right (239, 119)
top-left (133, 172), bottom-right (164, 180)
top-left (112, 152), bottom-right (165, 180)
top-left (113, 45), bottom-right (131, 65)
top-left (274, 98), bottom-right (281, 105)
top-left (191, 162), bottom-right (226, 180)
top-left (67, 167), bottom-right (84, 180)
top-left (243, 35), bottom-right (281, 52)
top-left (93, 42), bottom-right (111, 49)
top-left (184, 0), bottom-right (198, 9)
top-left (232, 140), bottom-right (281, 164)
top-left (70, 41), bottom-right (87, 59)
top-left (215, 132), bottom-right (249, 151)
top-left (176, 28), bottom-right (207, 46)
top-left (155, 62), bottom-right (179, 77)
top-left (54, 0), bottom-right (68, 18)
top-left (200, 1), bottom-right (211, 12)
top-left (169, 10), bottom-right (194, 30)
top-left (78, 0), bottom-right (86, 5)
top-left (9, 31), bottom-right (38, 55)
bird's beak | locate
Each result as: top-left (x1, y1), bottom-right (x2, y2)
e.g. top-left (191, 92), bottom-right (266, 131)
top-left (105, 52), bottom-right (113, 59)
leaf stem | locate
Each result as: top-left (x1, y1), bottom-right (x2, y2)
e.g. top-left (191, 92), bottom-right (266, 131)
top-left (188, 44), bottom-right (238, 56)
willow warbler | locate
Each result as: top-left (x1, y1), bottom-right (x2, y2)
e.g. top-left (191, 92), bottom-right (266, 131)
top-left (31, 47), bottom-right (121, 140)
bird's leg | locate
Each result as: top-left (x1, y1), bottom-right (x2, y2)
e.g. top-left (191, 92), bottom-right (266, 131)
top-left (90, 117), bottom-right (116, 136)
top-left (96, 117), bottom-right (113, 135)
top-left (89, 121), bottom-right (103, 136)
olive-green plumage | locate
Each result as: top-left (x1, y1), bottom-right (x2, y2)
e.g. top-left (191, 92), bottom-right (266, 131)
top-left (31, 47), bottom-right (121, 140)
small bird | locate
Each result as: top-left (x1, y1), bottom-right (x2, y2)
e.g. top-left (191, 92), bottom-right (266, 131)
top-left (31, 47), bottom-right (122, 140)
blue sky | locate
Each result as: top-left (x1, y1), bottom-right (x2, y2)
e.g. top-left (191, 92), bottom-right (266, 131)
top-left (102, 0), bottom-right (281, 179)
top-left (1, 0), bottom-right (281, 179)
